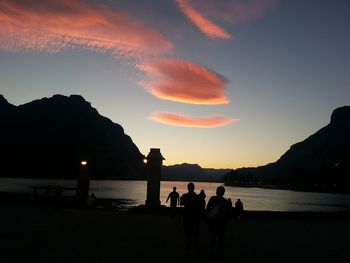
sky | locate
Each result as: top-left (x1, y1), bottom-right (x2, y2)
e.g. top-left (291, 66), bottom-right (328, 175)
top-left (1, 0), bottom-right (350, 169)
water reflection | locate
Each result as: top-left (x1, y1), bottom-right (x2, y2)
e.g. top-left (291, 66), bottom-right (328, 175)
top-left (0, 178), bottom-right (350, 212)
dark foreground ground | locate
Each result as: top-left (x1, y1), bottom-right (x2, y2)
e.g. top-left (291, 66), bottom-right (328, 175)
top-left (1, 204), bottom-right (350, 263)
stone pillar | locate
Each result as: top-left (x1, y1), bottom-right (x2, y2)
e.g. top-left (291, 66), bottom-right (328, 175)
top-left (76, 159), bottom-right (90, 207)
top-left (145, 148), bottom-right (165, 207)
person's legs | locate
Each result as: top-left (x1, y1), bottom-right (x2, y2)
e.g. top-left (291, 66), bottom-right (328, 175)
top-left (193, 234), bottom-right (199, 253)
top-left (208, 226), bottom-right (217, 258)
top-left (170, 206), bottom-right (176, 217)
top-left (186, 235), bottom-right (192, 255)
top-left (193, 221), bottom-right (200, 253)
top-left (217, 230), bottom-right (224, 256)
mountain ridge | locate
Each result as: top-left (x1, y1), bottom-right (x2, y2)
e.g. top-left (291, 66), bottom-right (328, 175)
top-left (0, 94), bottom-right (145, 179)
top-left (162, 163), bottom-right (229, 182)
top-left (225, 106), bottom-right (350, 192)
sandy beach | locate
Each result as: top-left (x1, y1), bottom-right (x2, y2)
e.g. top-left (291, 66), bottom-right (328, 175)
top-left (1, 204), bottom-right (350, 263)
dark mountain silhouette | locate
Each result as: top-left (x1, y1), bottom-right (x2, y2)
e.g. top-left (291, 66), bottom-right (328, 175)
top-left (162, 163), bottom-right (229, 182)
top-left (0, 94), bottom-right (145, 179)
top-left (225, 106), bottom-right (350, 192)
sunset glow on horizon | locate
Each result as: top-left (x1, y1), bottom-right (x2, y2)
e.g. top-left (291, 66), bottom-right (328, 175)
top-left (1, 0), bottom-right (349, 169)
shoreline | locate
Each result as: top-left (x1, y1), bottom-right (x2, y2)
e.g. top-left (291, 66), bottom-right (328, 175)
top-left (1, 191), bottom-right (349, 219)
top-left (224, 183), bottom-right (350, 194)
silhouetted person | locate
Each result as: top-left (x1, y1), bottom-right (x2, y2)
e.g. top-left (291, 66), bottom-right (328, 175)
top-left (235, 198), bottom-right (244, 218)
top-left (31, 187), bottom-right (39, 201)
top-left (45, 185), bottom-right (53, 205)
top-left (87, 193), bottom-right (97, 207)
top-left (227, 198), bottom-right (234, 217)
top-left (198, 189), bottom-right (206, 217)
top-left (166, 186), bottom-right (180, 216)
top-left (53, 185), bottom-right (63, 208)
top-left (206, 186), bottom-right (231, 258)
top-left (180, 182), bottom-right (201, 256)
top-left (45, 185), bottom-right (53, 198)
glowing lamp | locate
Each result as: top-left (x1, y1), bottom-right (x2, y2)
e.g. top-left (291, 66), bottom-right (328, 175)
top-left (77, 158), bottom-right (90, 207)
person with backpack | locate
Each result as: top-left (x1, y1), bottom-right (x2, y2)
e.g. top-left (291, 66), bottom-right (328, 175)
top-left (205, 186), bottom-right (232, 258)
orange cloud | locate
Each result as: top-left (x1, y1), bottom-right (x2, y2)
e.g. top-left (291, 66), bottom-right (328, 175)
top-left (138, 59), bottom-right (230, 105)
top-left (176, 0), bottom-right (231, 40)
top-left (190, 0), bottom-right (277, 24)
top-left (149, 112), bottom-right (237, 128)
top-left (0, 0), bottom-right (172, 56)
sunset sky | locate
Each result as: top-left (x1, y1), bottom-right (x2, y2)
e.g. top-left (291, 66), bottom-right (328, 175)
top-left (1, 0), bottom-right (349, 169)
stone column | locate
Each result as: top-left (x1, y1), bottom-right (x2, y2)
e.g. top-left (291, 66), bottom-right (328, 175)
top-left (145, 148), bottom-right (165, 207)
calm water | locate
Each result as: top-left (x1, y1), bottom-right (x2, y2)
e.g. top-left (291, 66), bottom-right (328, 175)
top-left (1, 178), bottom-right (350, 212)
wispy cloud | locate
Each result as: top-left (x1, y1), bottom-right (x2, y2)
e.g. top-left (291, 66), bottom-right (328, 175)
top-left (176, 0), bottom-right (231, 40)
top-left (190, 0), bottom-right (277, 24)
top-left (0, 0), bottom-right (172, 57)
top-left (149, 112), bottom-right (237, 128)
top-left (138, 59), bottom-right (230, 105)
top-left (175, 0), bottom-right (277, 40)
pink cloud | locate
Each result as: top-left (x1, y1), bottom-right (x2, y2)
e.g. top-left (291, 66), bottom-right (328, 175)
top-left (149, 112), bottom-right (237, 128)
top-left (138, 59), bottom-right (230, 105)
top-left (0, 0), bottom-right (172, 57)
top-left (176, 0), bottom-right (231, 40)
top-left (190, 0), bottom-right (277, 24)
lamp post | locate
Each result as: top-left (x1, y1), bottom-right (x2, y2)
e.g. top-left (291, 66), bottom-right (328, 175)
top-left (145, 148), bottom-right (165, 208)
top-left (76, 159), bottom-right (90, 207)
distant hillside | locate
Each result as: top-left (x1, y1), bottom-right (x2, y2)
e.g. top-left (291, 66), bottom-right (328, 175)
top-left (0, 94), bottom-right (145, 179)
top-left (162, 163), bottom-right (229, 182)
top-left (225, 106), bottom-right (350, 192)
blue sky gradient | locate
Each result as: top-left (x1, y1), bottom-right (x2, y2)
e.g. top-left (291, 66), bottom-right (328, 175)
top-left (1, 0), bottom-right (349, 168)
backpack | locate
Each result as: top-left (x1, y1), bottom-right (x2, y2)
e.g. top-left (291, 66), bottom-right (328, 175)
top-left (206, 205), bottom-right (222, 220)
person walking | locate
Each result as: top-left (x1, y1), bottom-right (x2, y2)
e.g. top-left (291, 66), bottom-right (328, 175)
top-left (198, 189), bottom-right (207, 217)
top-left (166, 186), bottom-right (180, 216)
top-left (180, 182), bottom-right (201, 256)
top-left (235, 198), bottom-right (244, 218)
top-left (205, 186), bottom-right (231, 259)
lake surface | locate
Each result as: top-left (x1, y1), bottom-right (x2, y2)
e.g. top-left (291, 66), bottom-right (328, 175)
top-left (1, 178), bottom-right (350, 212)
